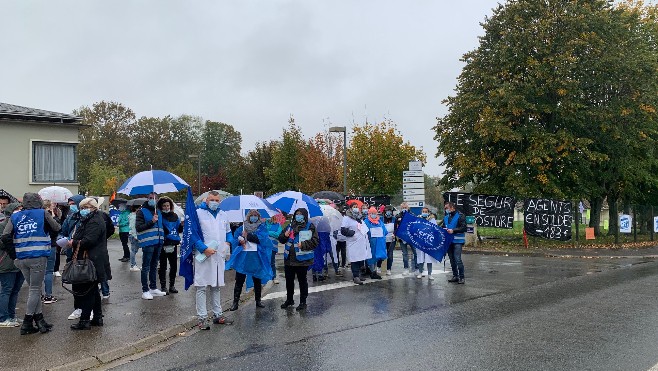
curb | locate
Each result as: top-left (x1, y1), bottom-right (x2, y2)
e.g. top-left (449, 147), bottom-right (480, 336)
top-left (465, 249), bottom-right (658, 259)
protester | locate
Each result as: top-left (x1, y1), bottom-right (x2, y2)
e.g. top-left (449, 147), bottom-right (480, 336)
top-left (278, 208), bottom-right (318, 311)
top-left (380, 206), bottom-right (396, 276)
top-left (395, 202), bottom-right (417, 276)
top-left (340, 205), bottom-right (371, 285)
top-left (59, 195), bottom-right (86, 320)
top-left (128, 204), bottom-right (141, 271)
top-left (193, 191), bottom-right (233, 329)
top-left (364, 207), bottom-right (387, 279)
top-left (265, 216), bottom-right (282, 284)
top-left (334, 209), bottom-right (347, 271)
top-left (157, 197), bottom-right (181, 294)
top-left (0, 203), bottom-right (24, 327)
top-left (441, 202), bottom-right (467, 284)
top-left (67, 197), bottom-right (111, 330)
top-left (117, 203), bottom-right (131, 262)
top-left (136, 193), bottom-right (167, 300)
top-left (1, 192), bottom-right (60, 335)
top-left (42, 199), bottom-right (62, 304)
top-left (416, 207), bottom-right (439, 280)
top-left (227, 209), bottom-right (272, 311)
top-left (0, 195), bottom-right (10, 224)
top-left (92, 198), bottom-right (114, 300)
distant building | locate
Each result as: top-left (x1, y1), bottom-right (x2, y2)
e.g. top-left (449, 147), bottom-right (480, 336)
top-left (1, 102), bottom-right (84, 198)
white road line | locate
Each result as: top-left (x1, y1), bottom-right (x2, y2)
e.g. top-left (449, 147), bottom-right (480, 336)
top-left (649, 362), bottom-right (658, 371)
top-left (261, 271), bottom-right (449, 301)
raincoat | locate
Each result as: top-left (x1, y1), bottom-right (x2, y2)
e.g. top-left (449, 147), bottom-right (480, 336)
top-left (193, 202), bottom-right (233, 287)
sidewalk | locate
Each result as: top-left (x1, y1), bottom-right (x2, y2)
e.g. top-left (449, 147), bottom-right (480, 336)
top-left (0, 240), bottom-right (254, 371)
top-left (465, 245), bottom-right (658, 259)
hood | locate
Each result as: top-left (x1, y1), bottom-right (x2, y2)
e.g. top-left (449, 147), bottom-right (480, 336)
top-left (157, 196), bottom-right (174, 210)
top-left (291, 208), bottom-right (309, 226)
top-left (22, 192), bottom-right (43, 210)
top-left (68, 195), bottom-right (85, 208)
top-left (2, 202), bottom-right (21, 216)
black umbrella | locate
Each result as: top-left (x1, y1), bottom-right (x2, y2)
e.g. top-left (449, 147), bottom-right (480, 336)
top-left (0, 189), bottom-right (19, 203)
top-left (126, 198), bottom-right (148, 207)
top-left (110, 198), bottom-right (129, 208)
top-left (312, 191), bottom-right (345, 201)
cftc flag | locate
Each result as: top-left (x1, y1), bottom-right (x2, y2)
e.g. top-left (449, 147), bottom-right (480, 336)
top-left (179, 187), bottom-right (203, 290)
top-left (396, 212), bottom-right (453, 262)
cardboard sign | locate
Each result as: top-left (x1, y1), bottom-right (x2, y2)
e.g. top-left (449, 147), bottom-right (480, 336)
top-left (585, 227), bottom-right (595, 240)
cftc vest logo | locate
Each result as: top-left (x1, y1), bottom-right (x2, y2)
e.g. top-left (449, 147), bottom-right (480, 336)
top-left (16, 214), bottom-right (39, 233)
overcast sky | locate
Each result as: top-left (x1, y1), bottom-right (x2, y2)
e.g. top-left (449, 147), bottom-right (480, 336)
top-left (1, 0), bottom-right (500, 176)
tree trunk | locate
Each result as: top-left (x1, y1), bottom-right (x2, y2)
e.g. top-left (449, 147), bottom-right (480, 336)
top-left (608, 195), bottom-right (619, 236)
top-left (589, 197), bottom-right (603, 236)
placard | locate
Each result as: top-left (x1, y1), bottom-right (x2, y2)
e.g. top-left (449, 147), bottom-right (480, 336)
top-left (443, 192), bottom-right (516, 229)
top-left (585, 227), bottom-right (595, 240)
top-left (619, 215), bottom-right (632, 233)
top-left (654, 216), bottom-right (658, 233)
top-left (523, 198), bottom-right (572, 241)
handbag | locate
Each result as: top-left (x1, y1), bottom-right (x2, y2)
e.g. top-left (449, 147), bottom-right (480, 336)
top-left (61, 244), bottom-right (97, 285)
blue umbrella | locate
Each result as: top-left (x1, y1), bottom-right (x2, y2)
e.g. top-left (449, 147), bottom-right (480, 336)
top-left (266, 191), bottom-right (323, 217)
top-left (219, 195), bottom-right (279, 222)
top-left (117, 170), bottom-right (189, 196)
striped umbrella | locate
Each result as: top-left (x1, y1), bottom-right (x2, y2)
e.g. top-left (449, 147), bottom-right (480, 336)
top-left (117, 170), bottom-right (189, 196)
top-left (266, 191), bottom-right (323, 218)
top-left (219, 195), bottom-right (279, 222)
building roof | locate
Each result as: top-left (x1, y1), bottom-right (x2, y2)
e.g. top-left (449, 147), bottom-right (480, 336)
top-left (0, 102), bottom-right (82, 125)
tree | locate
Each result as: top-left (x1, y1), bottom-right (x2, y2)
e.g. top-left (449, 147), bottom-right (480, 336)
top-left (298, 132), bottom-right (343, 194)
top-left (201, 121), bottom-right (243, 194)
top-left (347, 120), bottom-right (426, 195)
top-left (86, 162), bottom-right (126, 196)
top-left (266, 118), bottom-right (304, 193)
top-left (243, 141), bottom-right (278, 195)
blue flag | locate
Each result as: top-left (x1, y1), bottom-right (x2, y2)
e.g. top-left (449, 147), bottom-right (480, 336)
top-left (179, 187), bottom-right (203, 290)
top-left (396, 212), bottom-right (453, 262)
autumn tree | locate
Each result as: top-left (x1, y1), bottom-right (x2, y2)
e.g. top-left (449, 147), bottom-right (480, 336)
top-left (266, 118), bottom-right (304, 193)
top-left (298, 132), bottom-right (343, 194)
top-left (201, 121), bottom-right (242, 194)
top-left (243, 141), bottom-right (278, 195)
top-left (348, 120), bottom-right (426, 195)
top-left (86, 162), bottom-right (126, 196)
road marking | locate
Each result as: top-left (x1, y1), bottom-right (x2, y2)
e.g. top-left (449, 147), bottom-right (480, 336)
top-left (261, 271), bottom-right (449, 301)
top-left (649, 361), bottom-right (658, 371)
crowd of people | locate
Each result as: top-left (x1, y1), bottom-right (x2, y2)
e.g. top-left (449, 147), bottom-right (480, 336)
top-left (0, 191), bottom-right (467, 333)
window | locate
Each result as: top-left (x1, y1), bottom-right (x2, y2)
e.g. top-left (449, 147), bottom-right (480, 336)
top-left (32, 142), bottom-right (77, 183)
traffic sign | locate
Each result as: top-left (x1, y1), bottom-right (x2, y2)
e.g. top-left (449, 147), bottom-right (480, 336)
top-left (403, 194), bottom-right (425, 202)
top-left (402, 176), bottom-right (424, 183)
top-left (403, 189), bottom-right (425, 195)
top-left (406, 201), bottom-right (424, 207)
top-left (402, 183), bottom-right (424, 189)
top-left (402, 170), bottom-right (423, 177)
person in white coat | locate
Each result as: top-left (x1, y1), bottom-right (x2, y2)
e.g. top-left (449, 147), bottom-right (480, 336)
top-left (340, 205), bottom-right (371, 285)
top-left (416, 207), bottom-right (439, 280)
top-left (193, 191), bottom-right (233, 330)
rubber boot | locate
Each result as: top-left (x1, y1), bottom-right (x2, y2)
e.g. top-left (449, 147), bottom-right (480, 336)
top-left (33, 313), bottom-right (52, 333)
top-left (169, 284), bottom-right (178, 294)
top-left (20, 315), bottom-right (38, 335)
top-left (230, 284), bottom-right (240, 311)
top-left (254, 283), bottom-right (264, 308)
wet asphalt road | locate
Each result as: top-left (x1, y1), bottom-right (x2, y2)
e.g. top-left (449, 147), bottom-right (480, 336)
top-left (113, 255), bottom-right (658, 371)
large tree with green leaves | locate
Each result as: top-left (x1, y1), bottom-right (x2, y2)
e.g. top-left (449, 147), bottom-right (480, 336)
top-left (348, 120), bottom-right (426, 195)
top-left (243, 141), bottom-right (278, 195)
top-left (201, 121), bottom-right (243, 193)
top-left (266, 118), bottom-right (304, 193)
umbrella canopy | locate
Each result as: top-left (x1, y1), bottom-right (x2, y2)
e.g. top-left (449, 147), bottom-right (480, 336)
top-left (38, 186), bottom-right (73, 203)
top-left (219, 195), bottom-right (278, 222)
top-left (0, 189), bottom-right (19, 203)
top-left (266, 191), bottom-right (323, 218)
top-left (110, 198), bottom-right (129, 208)
top-left (126, 198), bottom-right (148, 207)
top-left (117, 170), bottom-right (189, 196)
top-left (311, 204), bottom-right (343, 232)
top-left (346, 199), bottom-right (364, 208)
top-left (312, 191), bottom-right (345, 201)
top-left (194, 190), bottom-right (233, 206)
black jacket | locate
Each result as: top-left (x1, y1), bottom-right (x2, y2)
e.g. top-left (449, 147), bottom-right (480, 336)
top-left (277, 208), bottom-right (318, 267)
top-left (71, 210), bottom-right (112, 282)
top-left (439, 211), bottom-right (467, 234)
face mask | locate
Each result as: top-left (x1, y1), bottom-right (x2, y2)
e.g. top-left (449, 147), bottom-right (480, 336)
top-left (295, 214), bottom-right (305, 223)
top-left (352, 208), bottom-right (360, 214)
top-left (70, 205), bottom-right (78, 213)
top-left (370, 214), bottom-right (378, 219)
top-left (148, 199), bottom-right (156, 207)
top-left (362, 209), bottom-right (368, 214)
top-left (249, 216), bottom-right (259, 223)
top-left (208, 201), bottom-right (220, 211)
top-left (119, 205), bottom-right (126, 211)
top-left (385, 212), bottom-right (392, 217)
top-left (421, 213), bottom-right (429, 218)
top-left (80, 209), bottom-right (91, 217)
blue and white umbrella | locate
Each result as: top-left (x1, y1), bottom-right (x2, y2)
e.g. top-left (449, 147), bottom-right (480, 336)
top-left (117, 170), bottom-right (189, 196)
top-left (219, 195), bottom-right (279, 222)
top-left (266, 191), bottom-right (323, 218)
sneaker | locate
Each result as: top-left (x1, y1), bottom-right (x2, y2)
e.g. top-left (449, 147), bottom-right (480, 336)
top-left (149, 289), bottom-right (167, 297)
top-left (273, 279), bottom-right (280, 284)
top-left (130, 265), bottom-right (141, 272)
top-left (213, 316), bottom-right (233, 325)
top-left (458, 278), bottom-right (465, 284)
top-left (0, 319), bottom-right (19, 327)
top-left (118, 257), bottom-right (130, 262)
top-left (53, 271), bottom-right (62, 277)
top-left (11, 317), bottom-right (22, 324)
top-left (142, 291), bottom-right (154, 300)
top-left (428, 274), bottom-right (434, 280)
top-left (68, 309), bottom-right (82, 320)
top-left (198, 318), bottom-right (210, 330)
top-left (416, 274), bottom-right (423, 279)
top-left (102, 293), bottom-right (110, 299)
top-left (336, 270), bottom-right (344, 276)
top-left (385, 271), bottom-right (392, 276)
top-left (353, 277), bottom-right (364, 285)
top-left (43, 296), bottom-right (58, 304)
top-left (448, 276), bottom-right (459, 283)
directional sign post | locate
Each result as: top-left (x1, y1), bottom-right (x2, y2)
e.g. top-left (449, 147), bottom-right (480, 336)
top-left (402, 163), bottom-right (425, 209)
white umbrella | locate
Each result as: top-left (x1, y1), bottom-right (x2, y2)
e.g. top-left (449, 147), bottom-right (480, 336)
top-left (312, 204), bottom-right (343, 232)
top-left (266, 191), bottom-right (323, 217)
top-left (219, 195), bottom-right (279, 223)
top-left (117, 170), bottom-right (189, 196)
top-left (38, 186), bottom-right (73, 203)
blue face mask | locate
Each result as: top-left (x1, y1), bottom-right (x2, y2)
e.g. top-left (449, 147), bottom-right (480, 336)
top-left (69, 205), bottom-right (78, 213)
top-left (421, 213), bottom-right (429, 218)
top-left (249, 216), bottom-right (259, 223)
top-left (385, 212), bottom-right (392, 217)
top-left (148, 199), bottom-right (156, 207)
top-left (80, 209), bottom-right (91, 217)
top-left (295, 214), bottom-right (305, 223)
top-left (208, 201), bottom-right (220, 211)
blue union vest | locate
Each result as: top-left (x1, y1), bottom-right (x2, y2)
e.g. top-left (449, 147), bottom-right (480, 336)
top-left (137, 208), bottom-right (164, 247)
top-left (284, 222), bottom-right (314, 261)
top-left (11, 209), bottom-right (51, 260)
top-left (444, 211), bottom-right (465, 244)
top-left (162, 218), bottom-right (181, 242)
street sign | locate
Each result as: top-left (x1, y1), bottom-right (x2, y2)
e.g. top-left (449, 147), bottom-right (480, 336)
top-left (403, 194), bottom-right (425, 202)
top-left (403, 189), bottom-right (425, 195)
top-left (406, 201), bottom-right (424, 207)
top-left (402, 176), bottom-right (424, 183)
top-left (402, 170), bottom-right (423, 177)
top-left (402, 183), bottom-right (424, 189)
top-left (409, 161), bottom-right (422, 171)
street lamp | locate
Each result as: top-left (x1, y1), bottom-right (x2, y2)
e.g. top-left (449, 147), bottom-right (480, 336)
top-left (188, 154), bottom-right (201, 195)
top-left (329, 126), bottom-right (347, 195)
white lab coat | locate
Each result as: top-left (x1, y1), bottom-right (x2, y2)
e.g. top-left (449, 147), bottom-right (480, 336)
top-left (194, 208), bottom-right (230, 287)
top-left (416, 218), bottom-right (439, 264)
top-left (341, 216), bottom-right (371, 262)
